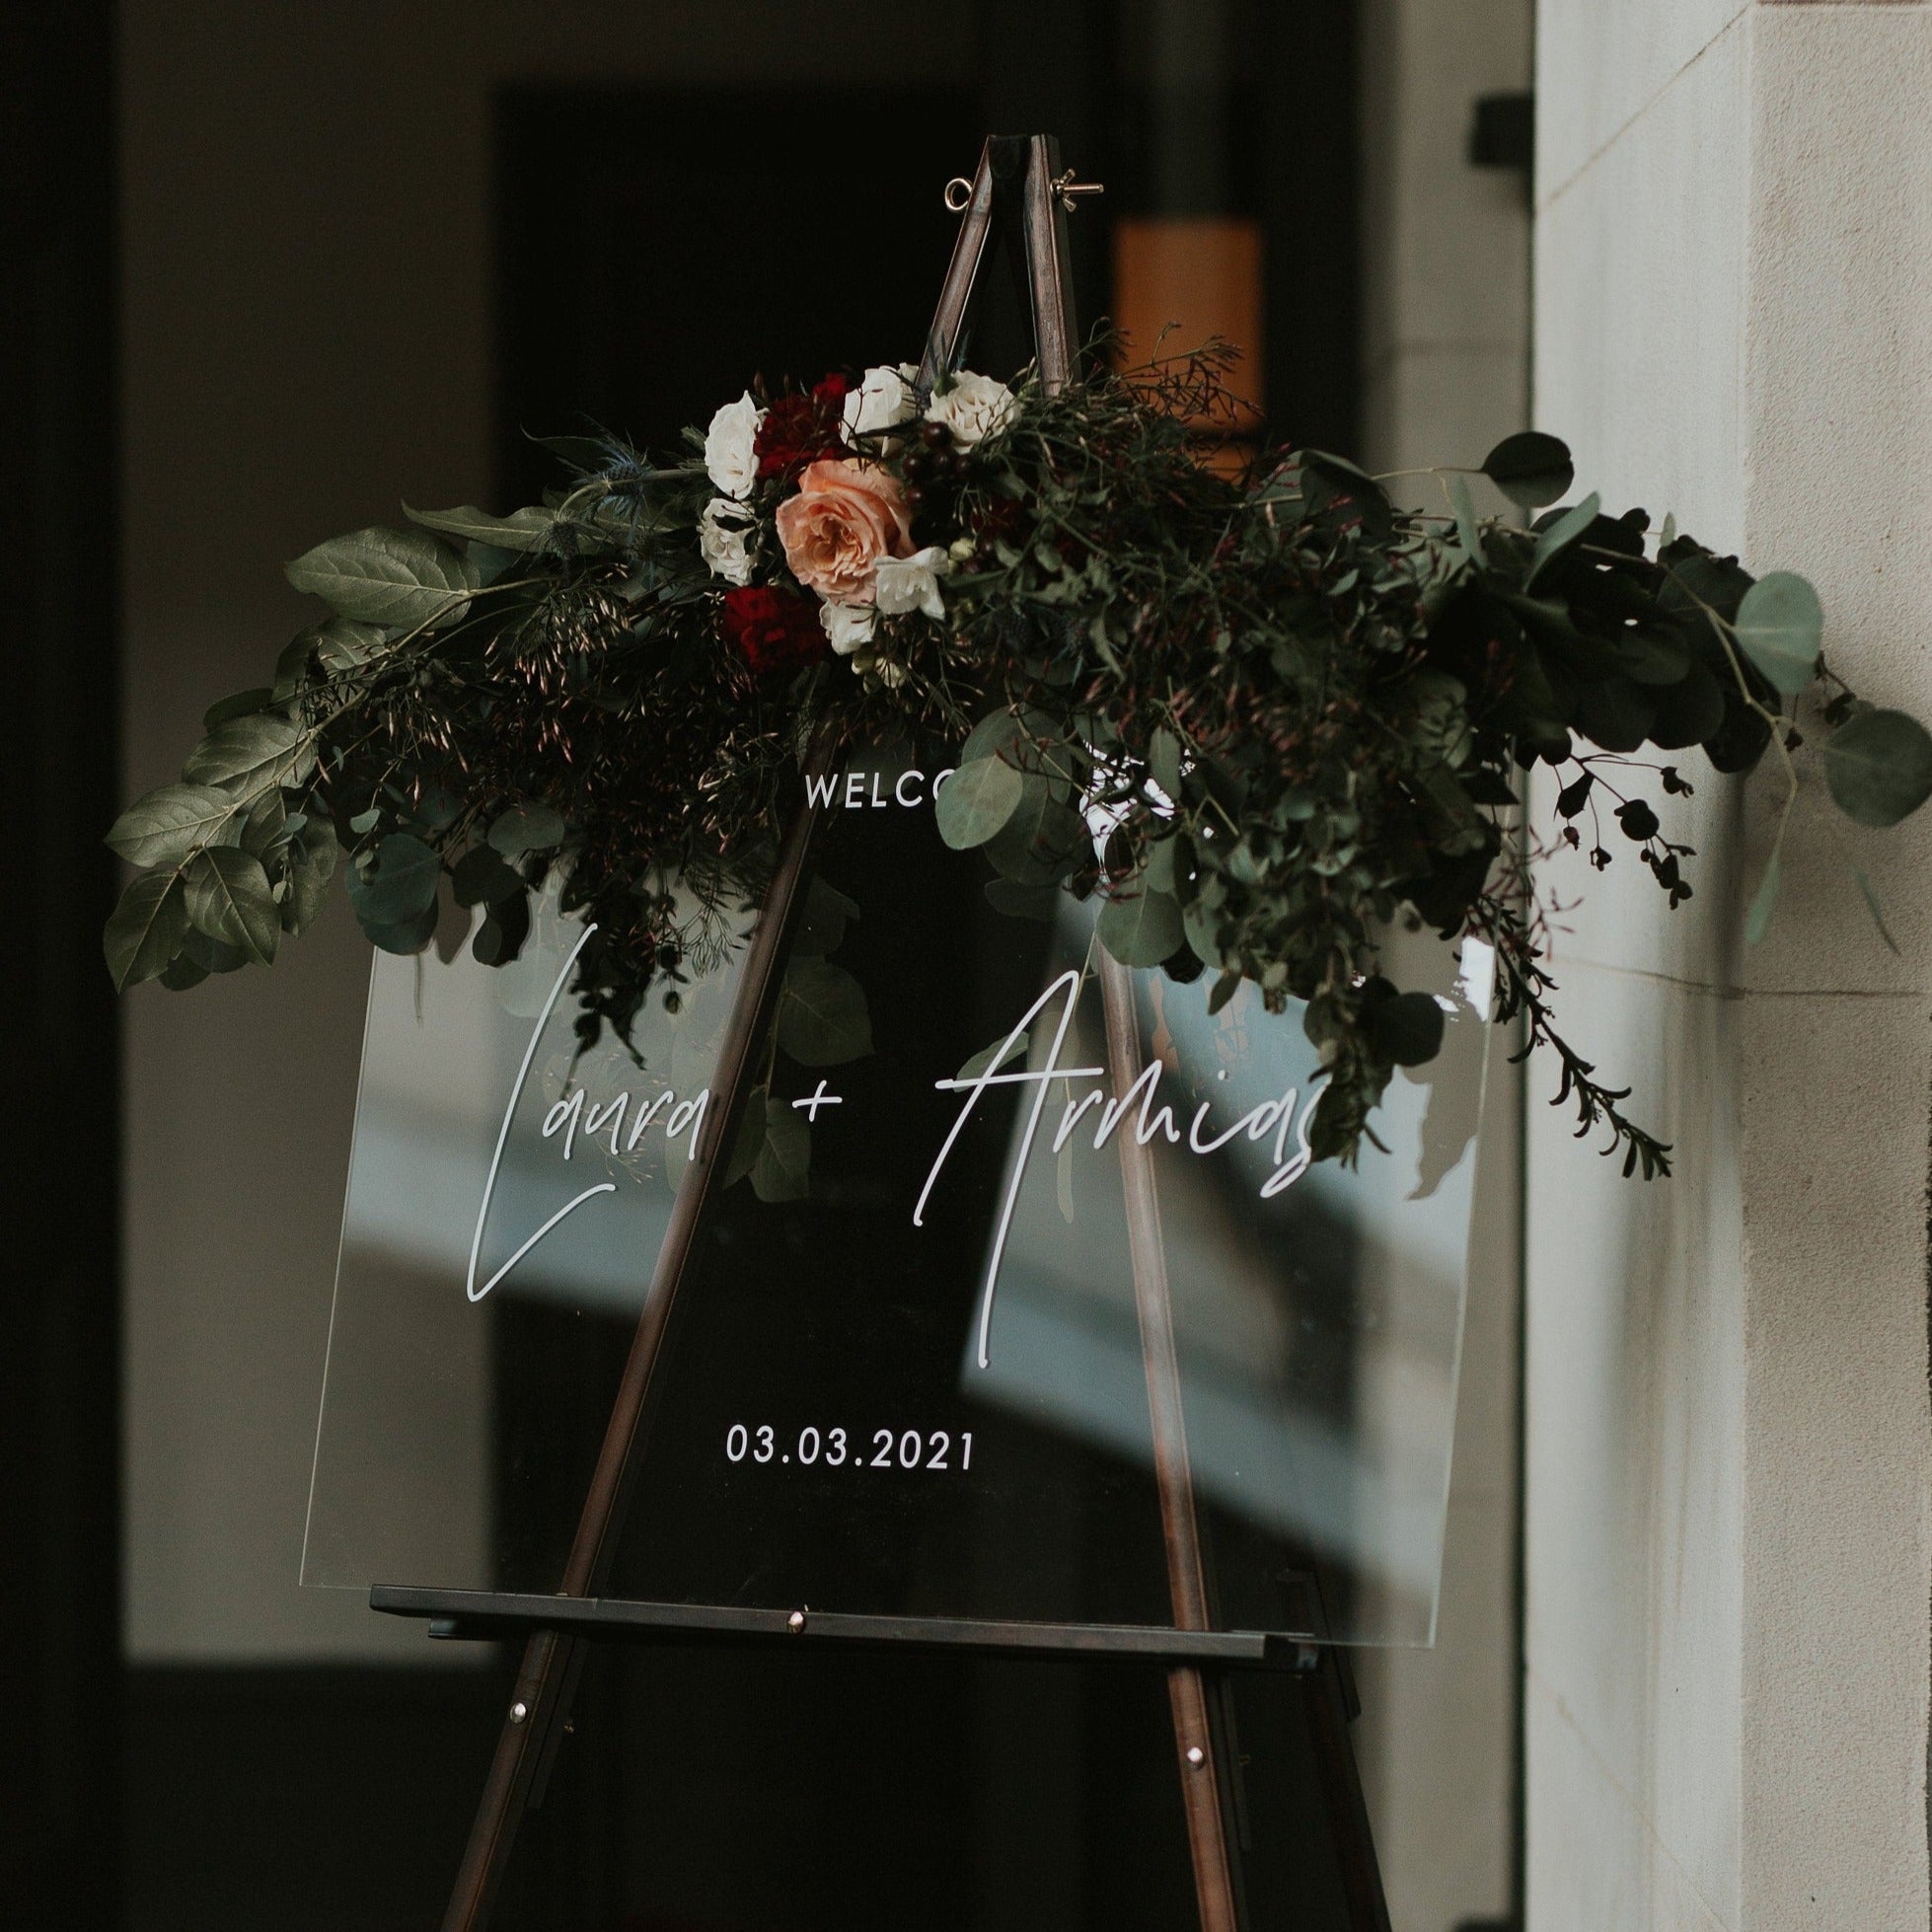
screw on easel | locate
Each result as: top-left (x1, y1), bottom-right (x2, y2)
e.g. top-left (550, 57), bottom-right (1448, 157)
top-left (508, 1700), bottom-right (530, 1726)
top-left (786, 1608), bottom-right (808, 1632)
top-left (1050, 168), bottom-right (1104, 214)
top-left (1185, 1746), bottom-right (1207, 1768)
top-left (943, 169), bottom-right (1103, 215)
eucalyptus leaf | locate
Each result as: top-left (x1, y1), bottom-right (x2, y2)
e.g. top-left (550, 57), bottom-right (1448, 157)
top-left (751, 1098), bottom-right (811, 1203)
top-left (487, 802), bottom-right (566, 856)
top-left (1733, 571), bottom-right (1822, 697)
top-left (285, 525), bottom-right (479, 630)
top-left (472, 892), bottom-right (530, 967)
top-left (934, 756), bottom-right (1023, 851)
top-left (283, 818), bottom-right (338, 935)
top-left (1149, 728), bottom-right (1184, 803)
top-left (1824, 706), bottom-right (1932, 827)
top-left (985, 780), bottom-right (1084, 885)
top-left (107, 783), bottom-right (245, 866)
top-left (346, 833), bottom-right (441, 926)
top-left (360, 899), bottom-right (440, 956)
top-left (725, 1086), bottom-right (771, 1187)
top-left (105, 869), bottom-right (189, 991)
top-left (957, 1032), bottom-right (1029, 1082)
top-left (1098, 887), bottom-right (1183, 967)
top-left (1525, 491), bottom-right (1601, 590)
top-left (984, 878), bottom-right (1059, 922)
top-left (1481, 431), bottom-right (1575, 509)
top-left (793, 876), bottom-right (860, 955)
top-left (184, 846), bottom-right (279, 965)
top-left (777, 956), bottom-right (873, 1067)
top-left (451, 844), bottom-right (524, 908)
top-left (1182, 897), bottom-right (1226, 970)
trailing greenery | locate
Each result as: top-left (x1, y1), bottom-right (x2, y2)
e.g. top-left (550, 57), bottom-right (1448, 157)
top-left (106, 345), bottom-right (1932, 1181)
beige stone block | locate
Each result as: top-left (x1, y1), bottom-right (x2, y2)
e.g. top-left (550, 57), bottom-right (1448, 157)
top-left (1737, 989), bottom-right (1932, 1925)
top-left (1534, 21), bottom-right (1750, 549)
top-left (1525, 963), bottom-right (1744, 1926)
top-left (1536, 0), bottom-right (1750, 203)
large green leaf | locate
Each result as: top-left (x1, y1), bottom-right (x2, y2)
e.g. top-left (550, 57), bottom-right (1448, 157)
top-left (405, 503), bottom-right (557, 552)
top-left (1823, 706), bottom-right (1932, 827)
top-left (751, 1097), bottom-right (811, 1202)
top-left (184, 846), bottom-right (279, 965)
top-left (1733, 571), bottom-right (1821, 696)
top-left (105, 869), bottom-right (189, 991)
top-left (487, 802), bottom-right (566, 857)
top-left (1097, 886), bottom-right (1183, 967)
top-left (956, 1031), bottom-right (1030, 1082)
top-left (182, 712), bottom-right (313, 795)
top-left (1524, 491), bottom-right (1601, 590)
top-left (792, 876), bottom-right (859, 956)
top-left (282, 818), bottom-right (338, 934)
top-left (361, 901), bottom-right (441, 956)
top-left (986, 778), bottom-right (1085, 886)
top-left (934, 756), bottom-right (1022, 850)
top-left (346, 832), bottom-right (441, 926)
top-left (1481, 431), bottom-right (1574, 509)
top-left (107, 783), bottom-right (244, 866)
top-left (451, 843), bottom-right (525, 908)
top-left (285, 526), bottom-right (478, 630)
top-left (725, 1086), bottom-right (771, 1187)
top-left (777, 956), bottom-right (873, 1066)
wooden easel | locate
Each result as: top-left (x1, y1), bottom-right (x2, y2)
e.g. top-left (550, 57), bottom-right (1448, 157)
top-left (378, 132), bottom-right (1392, 1932)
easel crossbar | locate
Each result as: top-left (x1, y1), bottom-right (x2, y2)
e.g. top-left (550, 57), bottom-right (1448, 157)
top-left (371, 1585), bottom-right (1321, 1671)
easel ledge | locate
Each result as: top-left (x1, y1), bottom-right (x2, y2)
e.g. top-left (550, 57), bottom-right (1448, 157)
top-left (371, 1584), bottom-right (1326, 1672)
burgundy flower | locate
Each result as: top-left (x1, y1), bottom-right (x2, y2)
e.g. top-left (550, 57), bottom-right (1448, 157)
top-left (754, 374), bottom-right (850, 481)
top-left (719, 585), bottom-right (827, 677)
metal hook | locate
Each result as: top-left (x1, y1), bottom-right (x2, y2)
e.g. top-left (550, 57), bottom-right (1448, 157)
top-left (1051, 168), bottom-right (1104, 214)
top-left (943, 176), bottom-right (974, 213)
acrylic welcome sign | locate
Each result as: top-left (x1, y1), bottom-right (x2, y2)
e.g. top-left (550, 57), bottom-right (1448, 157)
top-left (303, 743), bottom-right (1491, 1647)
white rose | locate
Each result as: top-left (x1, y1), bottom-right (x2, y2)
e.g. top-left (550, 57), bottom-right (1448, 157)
top-left (698, 497), bottom-right (754, 585)
top-left (704, 392), bottom-right (763, 499)
top-left (873, 545), bottom-right (951, 621)
top-left (820, 599), bottom-right (877, 655)
top-left (928, 369), bottom-right (1015, 449)
top-left (842, 363), bottom-right (920, 441)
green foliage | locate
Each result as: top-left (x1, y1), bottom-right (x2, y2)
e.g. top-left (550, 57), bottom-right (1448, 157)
top-left (284, 526), bottom-right (479, 630)
top-left (776, 956), bottom-right (873, 1067)
top-left (103, 348), bottom-right (1932, 1181)
top-left (1823, 706), bottom-right (1932, 826)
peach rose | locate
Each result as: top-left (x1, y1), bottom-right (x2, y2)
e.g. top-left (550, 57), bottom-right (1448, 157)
top-left (774, 459), bottom-right (914, 605)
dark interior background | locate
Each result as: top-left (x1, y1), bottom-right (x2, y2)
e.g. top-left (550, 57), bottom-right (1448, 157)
top-left (2, 2), bottom-right (1380, 1926)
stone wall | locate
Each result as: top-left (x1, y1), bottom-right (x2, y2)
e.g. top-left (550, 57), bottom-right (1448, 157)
top-left (1528, 5), bottom-right (1932, 1924)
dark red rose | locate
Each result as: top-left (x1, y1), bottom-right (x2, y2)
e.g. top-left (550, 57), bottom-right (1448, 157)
top-left (754, 374), bottom-right (850, 481)
top-left (719, 585), bottom-right (827, 677)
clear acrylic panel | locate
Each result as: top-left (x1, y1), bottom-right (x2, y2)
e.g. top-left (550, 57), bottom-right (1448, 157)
top-left (305, 753), bottom-right (1490, 1645)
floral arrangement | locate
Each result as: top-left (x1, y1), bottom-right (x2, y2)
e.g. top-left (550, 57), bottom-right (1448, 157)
top-left (105, 345), bottom-right (1932, 1181)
